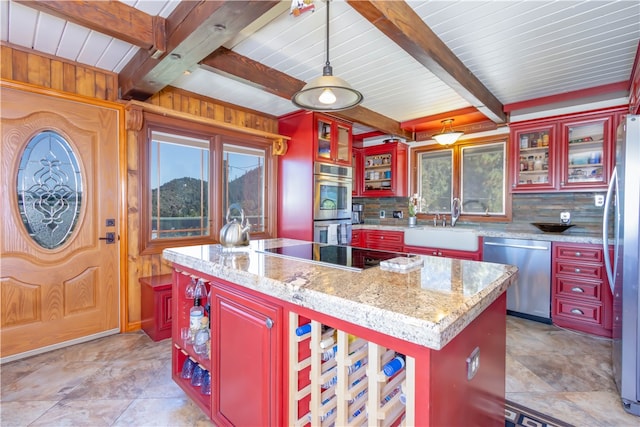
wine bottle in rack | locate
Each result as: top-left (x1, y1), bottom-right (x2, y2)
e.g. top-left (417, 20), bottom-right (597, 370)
top-left (382, 353), bottom-right (406, 377)
top-left (189, 294), bottom-right (204, 340)
top-left (295, 323), bottom-right (311, 337)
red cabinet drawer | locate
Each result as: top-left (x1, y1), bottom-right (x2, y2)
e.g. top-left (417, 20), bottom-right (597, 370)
top-left (554, 261), bottom-right (602, 280)
top-left (554, 298), bottom-right (602, 325)
top-left (555, 278), bottom-right (601, 301)
top-left (364, 230), bottom-right (403, 251)
top-left (554, 244), bottom-right (602, 263)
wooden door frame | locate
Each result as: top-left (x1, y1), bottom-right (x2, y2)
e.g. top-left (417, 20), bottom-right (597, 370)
top-left (1, 79), bottom-right (128, 333)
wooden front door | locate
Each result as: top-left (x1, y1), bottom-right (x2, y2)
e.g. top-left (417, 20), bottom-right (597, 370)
top-left (1, 86), bottom-right (120, 359)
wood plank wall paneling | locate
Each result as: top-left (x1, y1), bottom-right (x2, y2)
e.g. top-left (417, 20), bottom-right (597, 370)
top-left (2, 43), bottom-right (281, 332)
top-left (147, 86), bottom-right (279, 134)
top-left (1, 43), bottom-right (118, 101)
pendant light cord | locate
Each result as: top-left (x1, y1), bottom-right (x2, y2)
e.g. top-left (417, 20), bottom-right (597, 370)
top-left (323, 0), bottom-right (332, 76)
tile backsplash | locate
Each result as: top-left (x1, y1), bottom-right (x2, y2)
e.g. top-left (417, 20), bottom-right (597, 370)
top-left (354, 192), bottom-right (608, 234)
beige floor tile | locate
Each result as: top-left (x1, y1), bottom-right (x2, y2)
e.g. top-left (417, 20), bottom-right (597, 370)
top-left (112, 398), bottom-right (215, 427)
top-left (29, 399), bottom-right (133, 427)
top-left (0, 401), bottom-right (59, 427)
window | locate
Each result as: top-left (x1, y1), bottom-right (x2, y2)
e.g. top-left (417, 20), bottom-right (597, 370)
top-left (460, 143), bottom-right (505, 215)
top-left (413, 136), bottom-right (510, 221)
top-left (150, 131), bottom-right (209, 240)
top-left (139, 113), bottom-right (276, 254)
top-left (222, 144), bottom-right (266, 233)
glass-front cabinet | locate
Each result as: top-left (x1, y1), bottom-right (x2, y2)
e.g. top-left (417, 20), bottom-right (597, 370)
top-left (510, 122), bottom-right (557, 192)
top-left (510, 107), bottom-right (624, 193)
top-left (559, 115), bottom-right (611, 190)
top-left (361, 141), bottom-right (407, 197)
top-left (316, 114), bottom-right (351, 166)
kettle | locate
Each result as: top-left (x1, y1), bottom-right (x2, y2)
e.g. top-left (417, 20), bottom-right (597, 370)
top-left (219, 203), bottom-right (251, 247)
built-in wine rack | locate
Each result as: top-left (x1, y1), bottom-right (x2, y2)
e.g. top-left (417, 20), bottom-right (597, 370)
top-left (288, 313), bottom-right (415, 426)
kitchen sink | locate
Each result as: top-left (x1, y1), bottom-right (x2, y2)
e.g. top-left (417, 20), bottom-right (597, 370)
top-left (404, 227), bottom-right (479, 252)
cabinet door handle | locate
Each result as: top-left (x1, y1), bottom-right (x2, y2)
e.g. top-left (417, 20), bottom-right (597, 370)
top-left (571, 287), bottom-right (585, 293)
top-left (575, 251), bottom-right (582, 257)
top-left (570, 308), bottom-right (584, 315)
top-left (574, 268), bottom-right (581, 273)
top-left (265, 317), bottom-right (274, 329)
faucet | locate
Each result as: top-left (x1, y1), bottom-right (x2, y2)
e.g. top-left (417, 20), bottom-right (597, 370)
top-left (451, 198), bottom-right (461, 227)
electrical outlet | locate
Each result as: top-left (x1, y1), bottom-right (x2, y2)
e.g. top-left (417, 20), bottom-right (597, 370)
top-left (466, 347), bottom-right (480, 380)
top-left (392, 210), bottom-right (403, 219)
top-left (379, 210), bottom-right (385, 219)
top-left (595, 194), bottom-right (605, 207)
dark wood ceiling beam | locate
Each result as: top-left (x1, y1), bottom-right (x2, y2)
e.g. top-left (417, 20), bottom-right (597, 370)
top-left (118, 1), bottom-right (281, 101)
top-left (348, 0), bottom-right (506, 124)
top-left (15, 1), bottom-right (164, 54)
top-left (201, 47), bottom-right (413, 140)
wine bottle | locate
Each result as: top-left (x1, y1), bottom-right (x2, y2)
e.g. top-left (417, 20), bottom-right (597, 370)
top-left (382, 354), bottom-right (405, 377)
top-left (189, 296), bottom-right (204, 339)
top-left (295, 323), bottom-right (311, 337)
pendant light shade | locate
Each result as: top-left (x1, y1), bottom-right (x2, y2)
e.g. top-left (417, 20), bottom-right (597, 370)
top-left (291, 1), bottom-right (363, 111)
top-left (432, 119), bottom-right (464, 145)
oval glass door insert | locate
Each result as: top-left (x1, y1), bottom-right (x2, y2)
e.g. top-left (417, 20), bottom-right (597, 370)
top-left (17, 130), bottom-right (82, 249)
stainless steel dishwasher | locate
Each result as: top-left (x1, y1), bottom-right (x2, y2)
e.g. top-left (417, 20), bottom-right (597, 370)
top-left (483, 237), bottom-right (552, 323)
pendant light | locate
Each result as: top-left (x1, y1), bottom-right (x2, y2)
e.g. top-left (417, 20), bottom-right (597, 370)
top-left (432, 119), bottom-right (464, 145)
top-left (291, 0), bottom-right (363, 111)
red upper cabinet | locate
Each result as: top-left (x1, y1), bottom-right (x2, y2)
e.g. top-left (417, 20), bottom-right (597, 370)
top-left (510, 121), bottom-right (557, 192)
top-left (558, 113), bottom-right (613, 191)
top-left (352, 147), bottom-right (363, 196)
top-left (510, 107), bottom-right (625, 193)
top-left (315, 113), bottom-right (352, 166)
top-left (361, 142), bottom-right (408, 197)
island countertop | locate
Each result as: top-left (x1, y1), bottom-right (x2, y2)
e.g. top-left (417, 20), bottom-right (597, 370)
top-left (163, 238), bottom-right (518, 350)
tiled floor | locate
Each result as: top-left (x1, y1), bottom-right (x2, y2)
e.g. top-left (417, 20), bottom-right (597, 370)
top-left (1, 316), bottom-right (639, 426)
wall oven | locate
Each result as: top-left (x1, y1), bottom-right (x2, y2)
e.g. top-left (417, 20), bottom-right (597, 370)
top-left (314, 219), bottom-right (352, 245)
top-left (313, 162), bottom-right (352, 221)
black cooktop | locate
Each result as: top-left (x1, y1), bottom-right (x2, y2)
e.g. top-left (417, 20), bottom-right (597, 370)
top-left (262, 243), bottom-right (408, 271)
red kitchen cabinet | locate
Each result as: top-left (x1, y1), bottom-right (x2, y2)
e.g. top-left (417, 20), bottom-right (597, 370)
top-left (361, 142), bottom-right (408, 197)
top-left (171, 271), bottom-right (212, 417)
top-left (351, 228), bottom-right (363, 247)
top-left (352, 147), bottom-right (363, 196)
top-left (278, 111), bottom-right (353, 241)
top-left (140, 274), bottom-right (173, 341)
top-left (510, 121), bottom-right (557, 192)
top-left (363, 229), bottom-right (404, 252)
top-left (211, 279), bottom-right (283, 427)
top-left (404, 244), bottom-right (482, 261)
top-left (510, 106), bottom-right (625, 193)
top-left (551, 242), bottom-right (613, 338)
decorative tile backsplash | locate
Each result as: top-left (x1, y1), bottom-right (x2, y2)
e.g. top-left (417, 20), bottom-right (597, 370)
top-left (355, 192), bottom-right (608, 234)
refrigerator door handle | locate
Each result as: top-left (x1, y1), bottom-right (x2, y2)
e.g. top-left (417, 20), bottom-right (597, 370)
top-left (603, 167), bottom-right (618, 292)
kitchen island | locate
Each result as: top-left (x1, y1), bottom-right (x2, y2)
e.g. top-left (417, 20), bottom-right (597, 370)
top-left (163, 238), bottom-right (518, 426)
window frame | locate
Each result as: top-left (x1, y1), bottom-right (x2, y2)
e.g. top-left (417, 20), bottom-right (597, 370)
top-left (411, 135), bottom-right (512, 223)
top-left (139, 112), bottom-right (277, 255)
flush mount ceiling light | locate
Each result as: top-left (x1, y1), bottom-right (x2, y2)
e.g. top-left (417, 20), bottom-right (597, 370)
top-left (291, 1), bottom-right (363, 112)
top-left (432, 119), bottom-right (464, 145)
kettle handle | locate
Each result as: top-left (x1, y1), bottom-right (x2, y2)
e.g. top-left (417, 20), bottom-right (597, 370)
top-left (226, 203), bottom-right (245, 224)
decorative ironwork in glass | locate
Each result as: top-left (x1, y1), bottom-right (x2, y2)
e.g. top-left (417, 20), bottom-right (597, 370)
top-left (17, 131), bottom-right (82, 249)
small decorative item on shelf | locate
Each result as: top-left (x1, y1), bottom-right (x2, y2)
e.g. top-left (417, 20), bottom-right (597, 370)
top-left (408, 194), bottom-right (424, 227)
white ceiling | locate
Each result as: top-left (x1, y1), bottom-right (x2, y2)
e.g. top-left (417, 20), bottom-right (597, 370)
top-left (1, 0), bottom-right (639, 134)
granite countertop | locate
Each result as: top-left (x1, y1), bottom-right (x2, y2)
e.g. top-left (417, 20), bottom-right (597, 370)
top-left (163, 239), bottom-right (518, 351)
top-left (356, 223), bottom-right (607, 245)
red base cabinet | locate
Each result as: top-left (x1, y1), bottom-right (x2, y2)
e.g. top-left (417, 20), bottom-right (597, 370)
top-left (211, 280), bottom-right (283, 427)
top-left (551, 242), bottom-right (613, 338)
top-left (171, 263), bottom-right (507, 426)
top-left (404, 242), bottom-right (482, 261)
top-left (140, 274), bottom-right (173, 341)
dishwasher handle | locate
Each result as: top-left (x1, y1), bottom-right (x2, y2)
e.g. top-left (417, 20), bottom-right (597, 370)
top-left (483, 241), bottom-right (549, 251)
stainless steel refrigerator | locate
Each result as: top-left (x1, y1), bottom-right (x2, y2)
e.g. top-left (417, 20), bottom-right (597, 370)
top-left (603, 114), bottom-right (640, 416)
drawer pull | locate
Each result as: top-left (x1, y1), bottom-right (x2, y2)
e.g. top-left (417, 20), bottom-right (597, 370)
top-left (570, 308), bottom-right (584, 315)
top-left (574, 268), bottom-right (581, 273)
top-left (571, 287), bottom-right (585, 293)
top-left (575, 251), bottom-right (581, 257)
